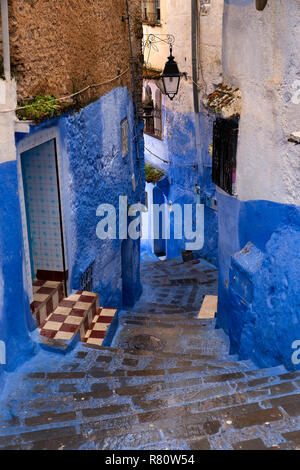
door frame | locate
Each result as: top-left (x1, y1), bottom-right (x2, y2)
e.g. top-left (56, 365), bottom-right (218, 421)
top-left (17, 127), bottom-right (69, 302)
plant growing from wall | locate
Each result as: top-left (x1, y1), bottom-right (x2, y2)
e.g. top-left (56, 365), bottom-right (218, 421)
top-left (145, 163), bottom-right (165, 184)
top-left (17, 95), bottom-right (72, 124)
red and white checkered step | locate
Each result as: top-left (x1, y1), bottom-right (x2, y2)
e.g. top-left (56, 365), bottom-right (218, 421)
top-left (31, 280), bottom-right (64, 327)
top-left (39, 291), bottom-right (99, 347)
top-left (82, 308), bottom-right (117, 346)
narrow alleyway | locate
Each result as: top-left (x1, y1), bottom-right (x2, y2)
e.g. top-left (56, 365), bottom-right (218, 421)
top-left (0, 258), bottom-right (299, 450)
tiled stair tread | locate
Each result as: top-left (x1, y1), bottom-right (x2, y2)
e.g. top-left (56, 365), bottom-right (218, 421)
top-left (1, 388), bottom-right (299, 445)
top-left (39, 291), bottom-right (99, 345)
top-left (198, 295), bottom-right (218, 319)
top-left (118, 315), bottom-right (216, 327)
top-left (31, 280), bottom-right (64, 327)
top-left (132, 304), bottom-right (202, 313)
top-left (0, 423), bottom-right (299, 451)
top-left (19, 366), bottom-right (289, 393)
top-left (82, 342), bottom-right (231, 360)
top-left (1, 256), bottom-right (299, 450)
top-left (0, 361), bottom-right (300, 450)
top-left (82, 308), bottom-right (116, 346)
top-left (119, 319), bottom-right (216, 329)
top-left (1, 424), bottom-right (298, 451)
top-left (2, 373), bottom-right (300, 421)
top-left (82, 355), bottom-right (254, 371)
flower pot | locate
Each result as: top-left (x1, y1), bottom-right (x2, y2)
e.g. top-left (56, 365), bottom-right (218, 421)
top-left (181, 250), bottom-right (194, 263)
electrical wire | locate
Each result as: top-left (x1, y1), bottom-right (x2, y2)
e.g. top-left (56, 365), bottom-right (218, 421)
top-left (0, 68), bottom-right (130, 114)
top-left (145, 146), bottom-right (198, 168)
top-left (125, 0), bottom-right (144, 202)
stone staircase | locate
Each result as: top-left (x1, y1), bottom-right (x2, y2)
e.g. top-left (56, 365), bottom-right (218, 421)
top-left (0, 316), bottom-right (299, 449)
top-left (0, 258), bottom-right (299, 450)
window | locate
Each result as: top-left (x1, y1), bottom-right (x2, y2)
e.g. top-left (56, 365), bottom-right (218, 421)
top-left (143, 84), bottom-right (163, 139)
top-left (212, 117), bottom-right (239, 196)
top-left (81, 261), bottom-right (94, 293)
top-left (121, 118), bottom-right (129, 157)
top-left (142, 0), bottom-right (161, 25)
top-left (256, 0), bottom-right (268, 10)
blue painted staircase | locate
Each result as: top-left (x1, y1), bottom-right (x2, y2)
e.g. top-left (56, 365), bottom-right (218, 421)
top-left (0, 258), bottom-right (299, 450)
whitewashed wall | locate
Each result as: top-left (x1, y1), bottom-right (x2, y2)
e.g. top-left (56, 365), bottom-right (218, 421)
top-left (0, 79), bottom-right (17, 164)
top-left (222, 0), bottom-right (300, 205)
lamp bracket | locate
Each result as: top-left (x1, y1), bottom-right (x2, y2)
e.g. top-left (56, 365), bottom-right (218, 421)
top-left (143, 34), bottom-right (175, 53)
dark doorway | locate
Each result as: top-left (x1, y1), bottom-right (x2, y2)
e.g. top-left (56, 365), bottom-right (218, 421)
top-left (153, 186), bottom-right (166, 257)
top-left (121, 239), bottom-right (135, 307)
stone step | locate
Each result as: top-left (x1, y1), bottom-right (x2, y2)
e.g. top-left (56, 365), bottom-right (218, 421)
top-left (1, 380), bottom-right (300, 449)
top-left (2, 415), bottom-right (299, 451)
top-left (38, 291), bottom-right (100, 351)
top-left (18, 362), bottom-right (255, 385)
top-left (3, 369), bottom-right (299, 425)
top-left (118, 319), bottom-right (216, 332)
top-left (81, 307), bottom-right (116, 347)
top-left (119, 312), bottom-right (215, 326)
top-left (31, 280), bottom-right (64, 327)
top-left (18, 355), bottom-right (254, 385)
top-left (82, 342), bottom-right (235, 361)
top-left (130, 302), bottom-right (202, 313)
top-left (1, 364), bottom-right (289, 419)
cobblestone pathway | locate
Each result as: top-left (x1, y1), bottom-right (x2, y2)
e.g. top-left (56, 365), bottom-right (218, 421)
top-left (0, 258), bottom-right (300, 450)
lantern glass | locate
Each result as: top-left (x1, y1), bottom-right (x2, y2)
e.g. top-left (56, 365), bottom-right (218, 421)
top-left (162, 76), bottom-right (180, 100)
top-left (161, 47), bottom-right (181, 100)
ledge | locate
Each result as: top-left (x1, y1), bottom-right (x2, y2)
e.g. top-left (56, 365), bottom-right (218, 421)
top-left (203, 83), bottom-right (242, 119)
top-left (14, 119), bottom-right (34, 134)
top-left (288, 131), bottom-right (300, 144)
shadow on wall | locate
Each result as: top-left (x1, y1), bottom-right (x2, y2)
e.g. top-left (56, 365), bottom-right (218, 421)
top-left (0, 161), bottom-right (36, 382)
top-left (121, 238), bottom-right (143, 308)
top-left (216, 191), bottom-right (300, 370)
top-left (153, 185), bottom-right (167, 257)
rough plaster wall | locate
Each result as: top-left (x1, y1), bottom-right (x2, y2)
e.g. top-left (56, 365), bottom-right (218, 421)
top-left (0, 79), bottom-right (17, 163)
top-left (58, 87), bottom-right (142, 307)
top-left (198, 0), bottom-right (223, 99)
top-left (0, 160), bottom-right (35, 376)
top-left (218, 200), bottom-right (300, 370)
top-left (196, 0), bottom-right (223, 265)
top-left (222, 0), bottom-right (300, 205)
top-left (143, 0), bottom-right (194, 114)
top-left (1, 0), bottom-right (143, 108)
top-left (143, 0), bottom-right (168, 72)
top-left (250, 226), bottom-right (300, 369)
top-left (143, 1), bottom-right (222, 263)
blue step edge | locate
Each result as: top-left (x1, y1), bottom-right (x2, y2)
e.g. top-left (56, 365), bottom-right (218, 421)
top-left (102, 310), bottom-right (120, 347)
top-left (30, 328), bottom-right (80, 355)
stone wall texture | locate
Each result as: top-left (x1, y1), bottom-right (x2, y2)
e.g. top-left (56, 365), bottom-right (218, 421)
top-left (0, 0), bottom-right (143, 107)
top-left (222, 0), bottom-right (300, 205)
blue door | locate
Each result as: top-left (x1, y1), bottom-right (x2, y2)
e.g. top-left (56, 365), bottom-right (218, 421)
top-left (21, 140), bottom-right (66, 285)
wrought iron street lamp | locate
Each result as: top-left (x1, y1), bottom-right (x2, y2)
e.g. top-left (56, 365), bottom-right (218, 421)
top-left (161, 46), bottom-right (181, 101)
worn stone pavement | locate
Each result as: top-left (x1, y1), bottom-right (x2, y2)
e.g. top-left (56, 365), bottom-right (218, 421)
top-left (0, 258), bottom-right (300, 450)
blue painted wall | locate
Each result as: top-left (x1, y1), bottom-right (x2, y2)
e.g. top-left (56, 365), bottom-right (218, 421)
top-left (17, 87), bottom-right (144, 309)
top-left (59, 88), bottom-right (143, 307)
top-left (216, 190), bottom-right (300, 370)
top-left (144, 105), bottom-right (218, 265)
top-left (0, 87), bottom-right (144, 387)
top-left (0, 161), bottom-right (36, 387)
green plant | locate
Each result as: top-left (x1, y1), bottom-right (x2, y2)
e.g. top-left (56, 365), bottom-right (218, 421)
top-left (145, 163), bottom-right (165, 184)
top-left (16, 95), bottom-right (71, 124)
